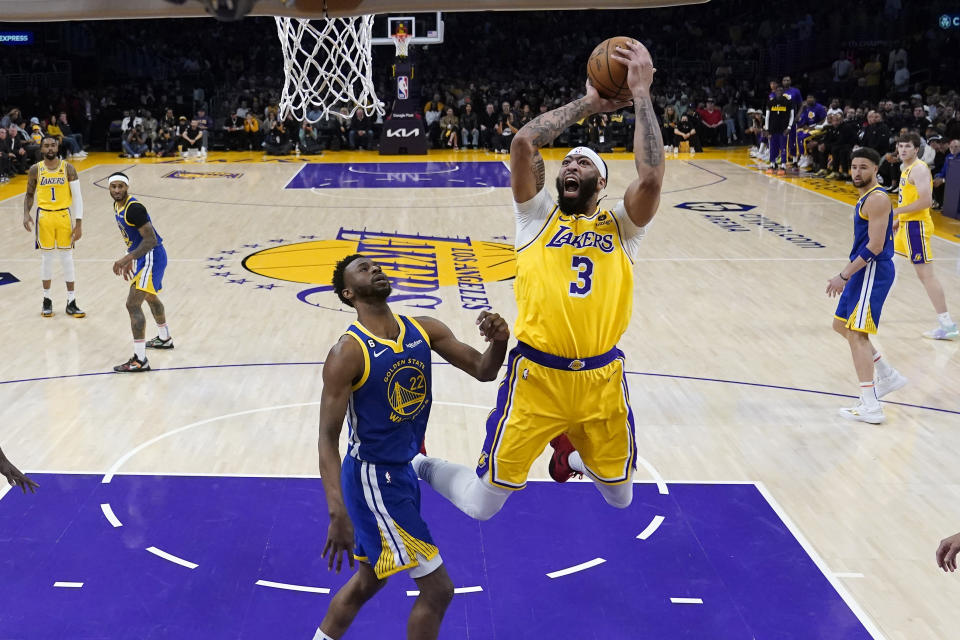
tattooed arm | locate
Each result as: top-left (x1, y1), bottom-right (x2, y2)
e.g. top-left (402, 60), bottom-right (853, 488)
top-left (510, 85), bottom-right (628, 203)
top-left (612, 41), bottom-right (665, 227)
top-left (22, 163), bottom-right (37, 231)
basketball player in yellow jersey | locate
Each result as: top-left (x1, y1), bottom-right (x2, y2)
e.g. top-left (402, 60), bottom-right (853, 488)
top-left (413, 40), bottom-right (663, 520)
top-left (21, 135), bottom-right (85, 319)
top-left (892, 132), bottom-right (958, 340)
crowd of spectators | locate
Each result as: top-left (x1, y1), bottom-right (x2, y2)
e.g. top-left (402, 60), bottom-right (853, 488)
top-left (0, 0), bottom-right (958, 179)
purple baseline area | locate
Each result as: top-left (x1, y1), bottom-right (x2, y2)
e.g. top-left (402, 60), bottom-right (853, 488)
top-left (0, 475), bottom-right (874, 640)
top-left (285, 162), bottom-right (512, 189)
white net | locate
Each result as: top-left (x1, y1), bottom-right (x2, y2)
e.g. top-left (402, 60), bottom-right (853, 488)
top-left (275, 15), bottom-right (383, 123)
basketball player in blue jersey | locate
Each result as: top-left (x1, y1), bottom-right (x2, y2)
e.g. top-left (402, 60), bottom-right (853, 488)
top-left (826, 147), bottom-right (905, 424)
top-left (412, 40), bottom-right (663, 520)
top-left (314, 254), bottom-right (509, 640)
top-left (21, 135), bottom-right (85, 318)
top-left (108, 173), bottom-right (173, 373)
top-left (0, 446), bottom-right (38, 494)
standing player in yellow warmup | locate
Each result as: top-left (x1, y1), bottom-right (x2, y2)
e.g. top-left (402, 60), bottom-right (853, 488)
top-left (893, 132), bottom-right (958, 340)
top-left (413, 40), bottom-right (663, 518)
top-left (21, 135), bottom-right (85, 318)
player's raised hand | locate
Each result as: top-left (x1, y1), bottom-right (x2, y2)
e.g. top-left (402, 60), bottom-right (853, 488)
top-left (610, 40), bottom-right (656, 95)
top-left (322, 512), bottom-right (355, 573)
top-left (584, 79), bottom-right (632, 114)
top-left (476, 311), bottom-right (510, 343)
top-left (937, 532), bottom-right (960, 572)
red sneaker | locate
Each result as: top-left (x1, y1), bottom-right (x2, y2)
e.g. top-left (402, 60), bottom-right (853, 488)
top-left (548, 434), bottom-right (582, 483)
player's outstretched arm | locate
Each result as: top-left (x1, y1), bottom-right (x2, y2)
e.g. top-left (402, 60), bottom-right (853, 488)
top-left (416, 312), bottom-right (509, 382)
top-left (510, 82), bottom-right (628, 204)
top-left (611, 40), bottom-right (664, 228)
top-left (318, 336), bottom-right (363, 573)
top-left (0, 446), bottom-right (38, 494)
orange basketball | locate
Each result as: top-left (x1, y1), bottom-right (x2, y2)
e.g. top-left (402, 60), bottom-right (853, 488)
top-left (587, 36), bottom-right (637, 100)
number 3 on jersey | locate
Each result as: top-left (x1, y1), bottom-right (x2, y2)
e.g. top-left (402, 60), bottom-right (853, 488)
top-left (569, 255), bottom-right (593, 297)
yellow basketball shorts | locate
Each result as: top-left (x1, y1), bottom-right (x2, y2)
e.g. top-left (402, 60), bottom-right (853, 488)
top-left (475, 342), bottom-right (637, 490)
top-left (35, 208), bottom-right (73, 250)
top-left (894, 218), bottom-right (933, 264)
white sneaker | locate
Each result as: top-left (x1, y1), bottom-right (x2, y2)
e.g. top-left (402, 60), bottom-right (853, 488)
top-left (875, 370), bottom-right (907, 398)
top-left (923, 324), bottom-right (959, 340)
top-left (839, 402), bottom-right (885, 424)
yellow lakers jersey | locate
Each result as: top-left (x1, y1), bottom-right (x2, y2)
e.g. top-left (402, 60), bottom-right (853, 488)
top-left (36, 160), bottom-right (71, 210)
top-left (897, 159), bottom-right (932, 222)
top-left (513, 191), bottom-right (642, 358)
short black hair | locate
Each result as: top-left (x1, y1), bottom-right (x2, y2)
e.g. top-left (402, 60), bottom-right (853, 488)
top-left (332, 253), bottom-right (365, 307)
top-left (40, 134), bottom-right (58, 145)
top-left (851, 147), bottom-right (881, 166)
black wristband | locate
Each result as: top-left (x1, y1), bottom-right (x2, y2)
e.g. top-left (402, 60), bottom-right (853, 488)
top-left (839, 272), bottom-right (849, 282)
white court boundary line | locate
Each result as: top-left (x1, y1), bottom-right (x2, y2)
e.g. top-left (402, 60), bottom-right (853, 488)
top-left (755, 482), bottom-right (886, 640)
top-left (0, 484), bottom-right (11, 503)
top-left (637, 515), bottom-right (665, 540)
top-left (100, 503), bottom-right (122, 527)
top-left (546, 557), bottom-right (605, 578)
top-left (407, 586), bottom-right (483, 597)
top-left (101, 401), bottom-right (669, 496)
top-left (53, 582), bottom-right (84, 588)
top-left (146, 546), bottom-right (199, 569)
top-left (256, 579), bottom-right (330, 594)
top-left (670, 597), bottom-right (702, 604)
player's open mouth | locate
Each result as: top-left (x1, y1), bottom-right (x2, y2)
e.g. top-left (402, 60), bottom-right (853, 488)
top-left (563, 176), bottom-right (579, 193)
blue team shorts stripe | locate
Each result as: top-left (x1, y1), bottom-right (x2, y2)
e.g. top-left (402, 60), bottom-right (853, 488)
top-left (476, 348), bottom-right (524, 485)
top-left (834, 259), bottom-right (894, 333)
top-left (908, 221), bottom-right (925, 263)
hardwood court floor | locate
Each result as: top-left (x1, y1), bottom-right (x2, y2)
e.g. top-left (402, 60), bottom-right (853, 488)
top-left (0, 147), bottom-right (958, 639)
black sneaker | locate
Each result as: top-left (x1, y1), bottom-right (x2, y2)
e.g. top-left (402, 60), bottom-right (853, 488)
top-left (41, 297), bottom-right (53, 317)
top-left (113, 355), bottom-right (151, 373)
top-left (65, 300), bottom-right (86, 318)
top-left (145, 336), bottom-right (174, 349)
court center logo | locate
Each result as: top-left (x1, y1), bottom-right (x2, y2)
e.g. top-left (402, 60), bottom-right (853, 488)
top-left (237, 227), bottom-right (516, 311)
top-left (385, 360), bottom-right (428, 422)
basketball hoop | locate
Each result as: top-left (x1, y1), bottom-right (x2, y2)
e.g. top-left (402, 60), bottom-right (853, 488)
top-left (274, 15), bottom-right (383, 123)
top-left (391, 32), bottom-right (411, 58)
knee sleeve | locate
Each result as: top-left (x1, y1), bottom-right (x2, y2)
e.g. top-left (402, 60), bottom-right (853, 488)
top-left (58, 249), bottom-right (76, 282)
top-left (41, 251), bottom-right (55, 280)
top-left (461, 476), bottom-right (511, 521)
top-left (593, 479), bottom-right (633, 509)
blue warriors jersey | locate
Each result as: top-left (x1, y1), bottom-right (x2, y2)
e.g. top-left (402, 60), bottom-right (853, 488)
top-left (850, 186), bottom-right (894, 262)
top-left (114, 195), bottom-right (163, 251)
top-left (344, 315), bottom-right (432, 464)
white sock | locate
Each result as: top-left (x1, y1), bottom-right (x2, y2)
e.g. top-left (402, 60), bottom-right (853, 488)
top-left (134, 340), bottom-right (146, 361)
top-left (43, 287), bottom-right (51, 300)
top-left (416, 456), bottom-right (509, 521)
top-left (568, 451), bottom-right (587, 475)
top-left (873, 353), bottom-right (893, 378)
top-left (66, 290), bottom-right (75, 303)
top-left (860, 381), bottom-right (879, 409)
top-left (938, 312), bottom-right (955, 328)
top-left (158, 323), bottom-right (170, 340)
top-left (312, 629), bottom-right (335, 640)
